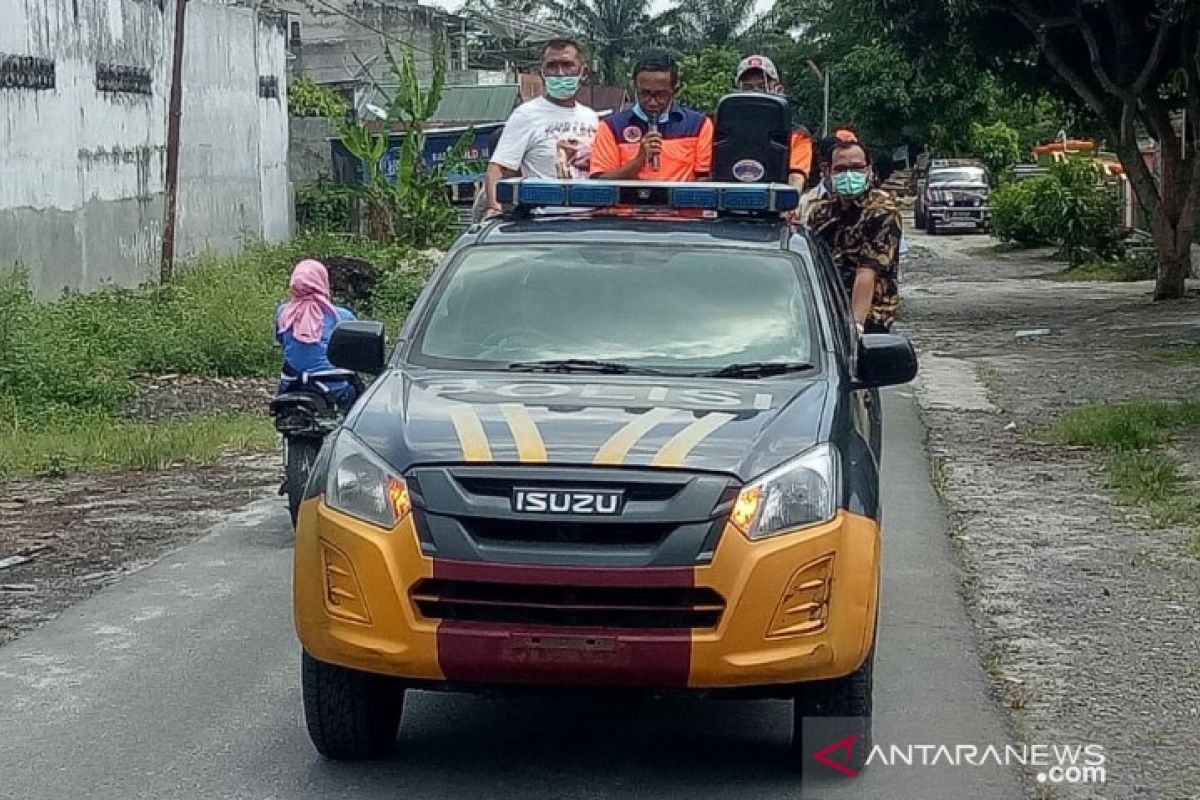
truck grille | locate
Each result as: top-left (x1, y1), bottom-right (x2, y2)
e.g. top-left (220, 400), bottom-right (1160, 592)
top-left (462, 517), bottom-right (677, 547)
top-left (412, 578), bottom-right (725, 629)
top-left (406, 465), bottom-right (738, 567)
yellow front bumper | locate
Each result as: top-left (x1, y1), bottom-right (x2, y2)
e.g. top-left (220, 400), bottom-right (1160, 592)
top-left (294, 501), bottom-right (880, 689)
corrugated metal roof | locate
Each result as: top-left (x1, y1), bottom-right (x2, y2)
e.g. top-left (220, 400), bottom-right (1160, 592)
top-left (431, 84), bottom-right (520, 124)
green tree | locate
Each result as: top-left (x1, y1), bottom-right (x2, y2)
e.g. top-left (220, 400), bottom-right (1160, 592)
top-left (667, 0), bottom-right (762, 49)
top-left (969, 120), bottom-right (1021, 181)
top-left (540, 0), bottom-right (674, 84)
top-left (676, 46), bottom-right (743, 111)
top-left (844, 0), bottom-right (1200, 300)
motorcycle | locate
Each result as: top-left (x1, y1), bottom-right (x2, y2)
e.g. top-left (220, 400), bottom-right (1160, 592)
top-left (268, 369), bottom-right (362, 527)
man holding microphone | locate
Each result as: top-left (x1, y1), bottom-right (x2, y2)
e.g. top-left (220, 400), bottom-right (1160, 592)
top-left (590, 52), bottom-right (713, 181)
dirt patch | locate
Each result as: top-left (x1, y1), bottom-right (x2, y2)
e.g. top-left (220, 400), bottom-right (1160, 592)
top-left (2, 374), bottom-right (283, 646)
top-left (0, 455), bottom-right (279, 646)
top-left (903, 227), bottom-right (1200, 799)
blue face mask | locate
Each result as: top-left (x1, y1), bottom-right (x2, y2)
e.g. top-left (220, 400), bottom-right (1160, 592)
top-left (544, 75), bottom-right (581, 100)
top-left (832, 170), bottom-right (871, 198)
top-left (632, 104), bottom-right (671, 124)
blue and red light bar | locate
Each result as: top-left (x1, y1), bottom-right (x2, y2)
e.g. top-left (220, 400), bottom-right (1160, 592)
top-left (495, 179), bottom-right (801, 214)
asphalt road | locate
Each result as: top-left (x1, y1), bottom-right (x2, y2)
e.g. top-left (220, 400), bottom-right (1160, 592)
top-left (0, 392), bottom-right (1023, 799)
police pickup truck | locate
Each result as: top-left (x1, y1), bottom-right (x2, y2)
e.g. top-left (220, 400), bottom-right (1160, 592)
top-left (293, 179), bottom-right (918, 773)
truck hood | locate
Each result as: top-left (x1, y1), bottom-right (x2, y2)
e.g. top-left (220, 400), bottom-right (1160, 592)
top-left (348, 369), bottom-right (831, 482)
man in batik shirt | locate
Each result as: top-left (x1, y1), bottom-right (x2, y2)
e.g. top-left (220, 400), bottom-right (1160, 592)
top-left (806, 139), bottom-right (901, 334)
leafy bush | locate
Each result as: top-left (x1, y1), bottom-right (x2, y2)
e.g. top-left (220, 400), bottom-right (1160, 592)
top-left (288, 76), bottom-right (349, 119)
top-left (295, 181), bottom-right (355, 234)
top-left (990, 179), bottom-right (1051, 246)
top-left (990, 159), bottom-right (1122, 264)
top-left (1049, 160), bottom-right (1123, 264)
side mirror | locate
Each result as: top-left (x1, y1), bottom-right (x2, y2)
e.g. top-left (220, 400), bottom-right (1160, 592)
top-left (854, 333), bottom-right (918, 389)
top-left (328, 320), bottom-right (386, 375)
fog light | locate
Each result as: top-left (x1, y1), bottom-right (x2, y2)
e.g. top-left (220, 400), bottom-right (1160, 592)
top-left (321, 540), bottom-right (371, 624)
top-left (767, 555), bottom-right (834, 637)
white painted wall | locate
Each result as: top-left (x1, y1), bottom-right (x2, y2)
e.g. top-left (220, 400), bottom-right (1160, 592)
top-left (0, 0), bottom-right (290, 297)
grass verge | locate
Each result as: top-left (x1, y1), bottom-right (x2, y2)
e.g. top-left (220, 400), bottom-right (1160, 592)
top-left (1151, 344), bottom-right (1200, 364)
top-left (1050, 401), bottom-right (1200, 536)
top-left (0, 415), bottom-right (277, 478)
top-left (1040, 251), bottom-right (1158, 283)
top-left (1050, 401), bottom-right (1200, 451)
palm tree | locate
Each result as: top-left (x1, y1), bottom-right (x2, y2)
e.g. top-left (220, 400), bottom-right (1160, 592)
top-left (667, 0), bottom-right (760, 50)
top-left (539, 0), bottom-right (675, 85)
top-left (461, 0), bottom-right (575, 72)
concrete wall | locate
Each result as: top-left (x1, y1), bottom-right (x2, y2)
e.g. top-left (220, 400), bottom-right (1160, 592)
top-left (0, 0), bottom-right (290, 298)
top-left (289, 117), bottom-right (339, 184)
top-left (288, 0), bottom-right (463, 87)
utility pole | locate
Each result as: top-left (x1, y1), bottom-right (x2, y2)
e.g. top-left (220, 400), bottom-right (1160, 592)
top-left (161, 0), bottom-right (188, 283)
top-left (807, 60), bottom-right (830, 137)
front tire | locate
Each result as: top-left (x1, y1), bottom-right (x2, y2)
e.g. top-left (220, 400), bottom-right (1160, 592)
top-left (791, 648), bottom-right (874, 775)
top-left (285, 438), bottom-right (320, 527)
top-left (302, 651), bottom-right (405, 760)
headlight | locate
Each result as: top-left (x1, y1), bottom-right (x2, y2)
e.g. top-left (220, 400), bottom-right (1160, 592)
top-left (325, 431), bottom-right (411, 529)
top-left (729, 444), bottom-right (839, 540)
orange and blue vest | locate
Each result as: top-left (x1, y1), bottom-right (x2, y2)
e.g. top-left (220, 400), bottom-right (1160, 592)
top-left (590, 104), bottom-right (713, 181)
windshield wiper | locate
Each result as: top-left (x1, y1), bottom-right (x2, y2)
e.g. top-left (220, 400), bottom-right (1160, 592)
top-left (702, 361), bottom-right (815, 379)
top-left (506, 358), bottom-right (653, 374)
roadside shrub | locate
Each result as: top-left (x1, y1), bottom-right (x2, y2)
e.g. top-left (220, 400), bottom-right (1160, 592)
top-left (295, 180), bottom-right (355, 234)
top-left (1050, 160), bottom-right (1123, 264)
top-left (990, 160), bottom-right (1123, 264)
top-left (990, 179), bottom-right (1051, 247)
top-left (0, 275), bottom-right (135, 417)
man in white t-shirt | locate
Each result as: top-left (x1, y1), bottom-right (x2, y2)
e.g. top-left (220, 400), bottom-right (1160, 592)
top-left (483, 38), bottom-right (600, 218)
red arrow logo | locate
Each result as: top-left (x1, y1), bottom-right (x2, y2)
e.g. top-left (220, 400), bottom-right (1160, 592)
top-left (814, 734), bottom-right (859, 777)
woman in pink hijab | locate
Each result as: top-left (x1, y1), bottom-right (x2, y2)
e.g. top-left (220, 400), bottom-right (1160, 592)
top-left (275, 259), bottom-right (359, 406)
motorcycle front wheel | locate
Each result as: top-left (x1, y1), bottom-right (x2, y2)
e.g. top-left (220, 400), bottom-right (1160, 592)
top-left (285, 438), bottom-right (322, 528)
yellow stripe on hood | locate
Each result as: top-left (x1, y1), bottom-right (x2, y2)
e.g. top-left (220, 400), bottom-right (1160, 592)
top-left (500, 404), bottom-right (548, 463)
top-left (652, 413), bottom-right (737, 468)
top-left (449, 406), bottom-right (493, 462)
top-left (594, 407), bottom-right (680, 465)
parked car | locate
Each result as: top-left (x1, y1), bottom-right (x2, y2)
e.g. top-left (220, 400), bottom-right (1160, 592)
top-left (914, 159), bottom-right (991, 234)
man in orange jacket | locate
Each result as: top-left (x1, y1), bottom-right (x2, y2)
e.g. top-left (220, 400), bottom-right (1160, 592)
top-left (734, 55), bottom-right (813, 192)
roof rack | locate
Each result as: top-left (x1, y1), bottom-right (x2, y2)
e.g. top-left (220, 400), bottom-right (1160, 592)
top-left (495, 179), bottom-right (800, 215)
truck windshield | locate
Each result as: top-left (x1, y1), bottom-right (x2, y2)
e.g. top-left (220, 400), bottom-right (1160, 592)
top-left (409, 244), bottom-right (818, 373)
top-left (930, 168), bottom-right (986, 185)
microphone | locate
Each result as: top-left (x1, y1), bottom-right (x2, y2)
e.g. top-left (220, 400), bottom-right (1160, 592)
top-left (647, 117), bottom-right (660, 171)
